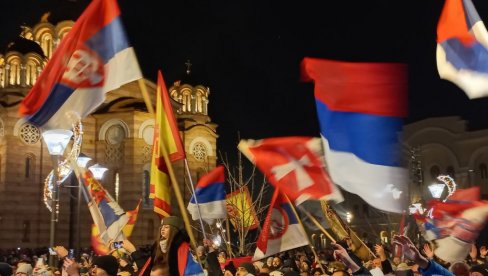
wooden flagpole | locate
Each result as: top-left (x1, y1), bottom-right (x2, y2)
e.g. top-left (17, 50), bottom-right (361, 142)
top-left (137, 78), bottom-right (155, 114)
top-left (301, 209), bottom-right (336, 243)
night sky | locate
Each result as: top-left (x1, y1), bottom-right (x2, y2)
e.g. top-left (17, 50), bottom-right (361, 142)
top-left (2, 0), bottom-right (488, 157)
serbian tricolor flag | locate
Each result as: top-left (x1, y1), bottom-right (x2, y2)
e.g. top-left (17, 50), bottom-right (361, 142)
top-left (19, 0), bottom-right (142, 129)
top-left (238, 136), bottom-right (343, 205)
top-left (301, 58), bottom-right (408, 213)
top-left (177, 242), bottom-right (204, 276)
top-left (253, 188), bottom-right (309, 260)
top-left (187, 165), bottom-right (227, 224)
top-left (150, 70), bottom-right (186, 218)
top-left (437, 0), bottom-right (488, 99)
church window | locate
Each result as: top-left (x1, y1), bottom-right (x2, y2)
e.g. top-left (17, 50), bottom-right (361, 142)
top-left (9, 59), bottom-right (21, 86)
top-left (142, 164), bottom-right (153, 208)
top-left (114, 172), bottom-right (120, 202)
top-left (41, 33), bottom-right (53, 58)
top-left (19, 123), bottom-right (40, 144)
top-left (25, 156), bottom-right (33, 178)
top-left (192, 142), bottom-right (208, 162)
top-left (22, 221), bottom-right (30, 242)
top-left (480, 163), bottom-right (488, 180)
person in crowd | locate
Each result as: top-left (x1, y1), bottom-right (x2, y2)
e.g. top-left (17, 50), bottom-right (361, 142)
top-left (374, 244), bottom-right (393, 275)
top-left (392, 235), bottom-right (454, 276)
top-left (200, 239), bottom-right (222, 276)
top-left (237, 262), bottom-right (256, 276)
top-left (469, 263), bottom-right (488, 276)
top-left (0, 263), bottom-right (12, 276)
top-left (448, 262), bottom-right (469, 276)
top-left (271, 257), bottom-right (283, 272)
top-left (332, 243), bottom-right (371, 276)
top-left (222, 261), bottom-right (236, 276)
top-left (16, 263), bottom-right (33, 276)
top-left (62, 255), bottom-right (118, 276)
top-left (149, 264), bottom-right (164, 276)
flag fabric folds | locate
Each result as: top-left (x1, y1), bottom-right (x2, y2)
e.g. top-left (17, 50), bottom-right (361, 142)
top-left (226, 187), bottom-right (259, 230)
top-left (187, 165), bottom-right (227, 224)
top-left (253, 189), bottom-right (309, 260)
top-left (301, 57), bottom-right (408, 213)
top-left (82, 169), bottom-right (128, 244)
top-left (177, 242), bottom-right (205, 276)
top-left (436, 0), bottom-right (488, 99)
top-left (238, 136), bottom-right (343, 205)
top-left (91, 224), bottom-right (110, 255)
top-left (19, 0), bottom-right (142, 130)
top-left (122, 199), bottom-right (142, 238)
top-left (150, 70), bottom-right (186, 218)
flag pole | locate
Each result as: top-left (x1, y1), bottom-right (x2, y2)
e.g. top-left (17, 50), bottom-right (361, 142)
top-left (301, 209), bottom-right (336, 243)
top-left (137, 78), bottom-right (155, 114)
top-left (184, 158), bottom-right (207, 240)
top-left (158, 137), bottom-right (198, 251)
top-left (283, 194), bottom-right (327, 276)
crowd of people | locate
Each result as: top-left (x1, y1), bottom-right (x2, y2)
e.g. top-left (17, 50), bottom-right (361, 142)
top-left (0, 216), bottom-right (487, 276)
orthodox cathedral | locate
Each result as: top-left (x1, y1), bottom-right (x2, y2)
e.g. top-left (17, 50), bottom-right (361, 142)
top-left (0, 13), bottom-right (218, 249)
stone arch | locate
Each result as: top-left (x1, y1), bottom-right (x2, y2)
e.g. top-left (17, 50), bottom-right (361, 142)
top-left (420, 143), bottom-right (460, 184)
top-left (189, 137), bottom-right (214, 158)
top-left (98, 119), bottom-right (130, 142)
top-left (138, 119), bottom-right (155, 145)
top-left (25, 53), bottom-right (43, 86)
top-left (5, 53), bottom-right (22, 86)
top-left (32, 23), bottom-right (55, 58)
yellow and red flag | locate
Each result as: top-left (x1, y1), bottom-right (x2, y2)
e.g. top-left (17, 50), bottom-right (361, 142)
top-left (226, 187), bottom-right (259, 230)
top-left (150, 70), bottom-right (185, 218)
top-left (91, 224), bottom-right (110, 255)
top-left (122, 199), bottom-right (141, 237)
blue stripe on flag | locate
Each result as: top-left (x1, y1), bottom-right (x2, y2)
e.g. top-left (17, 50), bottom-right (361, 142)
top-left (282, 203), bottom-right (298, 225)
top-left (316, 99), bottom-right (403, 167)
top-left (441, 39), bottom-right (488, 73)
top-left (184, 250), bottom-right (204, 276)
top-left (27, 84), bottom-right (75, 126)
top-left (190, 183), bottom-right (226, 204)
top-left (86, 17), bottom-right (131, 64)
top-left (99, 199), bottom-right (119, 227)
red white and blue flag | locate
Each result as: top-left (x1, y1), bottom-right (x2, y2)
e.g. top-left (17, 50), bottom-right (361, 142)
top-left (437, 0), bottom-right (488, 99)
top-left (19, 0), bottom-right (142, 129)
top-left (253, 188), bottom-right (309, 260)
top-left (187, 165), bottom-right (227, 224)
top-left (301, 57), bottom-right (408, 213)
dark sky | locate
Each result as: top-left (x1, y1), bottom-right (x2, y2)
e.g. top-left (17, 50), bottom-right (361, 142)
top-left (2, 0), bottom-right (488, 156)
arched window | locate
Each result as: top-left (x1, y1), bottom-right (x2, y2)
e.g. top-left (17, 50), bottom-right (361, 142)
top-left (142, 164), bottom-right (152, 208)
top-left (9, 59), bottom-right (21, 86)
top-left (25, 155), bottom-right (34, 178)
top-left (114, 172), bottom-right (120, 202)
top-left (480, 163), bottom-right (488, 180)
top-left (446, 166), bottom-right (455, 178)
top-left (41, 33), bottom-right (53, 58)
top-left (430, 165), bottom-right (440, 179)
top-left (22, 221), bottom-right (30, 242)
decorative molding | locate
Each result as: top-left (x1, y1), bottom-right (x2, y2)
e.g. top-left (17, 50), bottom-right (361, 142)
top-left (99, 119), bottom-right (130, 141)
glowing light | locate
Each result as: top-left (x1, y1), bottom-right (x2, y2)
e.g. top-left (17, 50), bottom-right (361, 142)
top-left (216, 222), bottom-right (222, 228)
top-left (42, 130), bottom-right (73, 155)
top-left (346, 212), bottom-right (353, 224)
top-left (428, 183), bottom-right (445, 199)
top-left (89, 164), bottom-right (108, 180)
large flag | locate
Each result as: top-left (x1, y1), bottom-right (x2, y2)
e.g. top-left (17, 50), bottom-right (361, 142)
top-left (238, 136), bottom-right (343, 205)
top-left (187, 165), bottom-right (227, 224)
top-left (253, 188), bottom-right (309, 260)
top-left (301, 57), bottom-right (408, 213)
top-left (19, 0), bottom-right (142, 129)
top-left (436, 0), bottom-right (488, 99)
top-left (226, 187), bottom-right (259, 230)
top-left (91, 224), bottom-right (110, 255)
top-left (82, 169), bottom-right (129, 244)
top-left (414, 186), bottom-right (488, 263)
top-left (150, 70), bottom-right (186, 218)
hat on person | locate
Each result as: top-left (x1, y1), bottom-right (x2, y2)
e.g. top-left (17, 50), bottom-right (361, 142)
top-left (470, 264), bottom-right (488, 276)
top-left (161, 216), bottom-right (184, 231)
top-left (269, 271), bottom-right (284, 276)
top-left (92, 255), bottom-right (118, 276)
top-left (238, 262), bottom-right (256, 275)
top-left (0, 263), bottom-right (12, 276)
top-left (16, 264), bottom-right (33, 276)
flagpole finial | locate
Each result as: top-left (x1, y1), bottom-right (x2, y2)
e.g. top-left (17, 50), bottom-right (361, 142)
top-left (185, 60), bottom-right (192, 75)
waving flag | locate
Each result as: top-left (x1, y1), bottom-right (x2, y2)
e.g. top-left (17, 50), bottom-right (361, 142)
top-left (122, 199), bottom-right (141, 238)
top-left (437, 0), bottom-right (488, 99)
top-left (301, 57), bottom-right (408, 213)
top-left (187, 165), bottom-right (227, 224)
top-left (226, 187), bottom-right (259, 230)
top-left (19, 0), bottom-right (142, 129)
top-left (83, 169), bottom-right (128, 244)
top-left (177, 242), bottom-right (205, 276)
top-left (150, 70), bottom-right (186, 218)
top-left (238, 136), bottom-right (343, 205)
top-left (253, 188), bottom-right (309, 260)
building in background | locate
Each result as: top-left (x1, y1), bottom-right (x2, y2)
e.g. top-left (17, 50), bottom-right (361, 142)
top-left (0, 14), bottom-right (217, 249)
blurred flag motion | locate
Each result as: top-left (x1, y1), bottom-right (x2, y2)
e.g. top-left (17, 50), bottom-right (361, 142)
top-left (437, 0), bottom-right (488, 99)
top-left (301, 57), bottom-right (408, 213)
top-left (19, 0), bottom-right (142, 129)
top-left (187, 165), bottom-right (227, 224)
top-left (226, 187), bottom-right (259, 230)
top-left (150, 70), bottom-right (186, 218)
top-left (238, 136), bottom-right (343, 205)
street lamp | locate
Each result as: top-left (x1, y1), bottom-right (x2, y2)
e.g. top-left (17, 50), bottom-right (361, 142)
top-left (89, 164), bottom-right (108, 180)
top-left (42, 129), bottom-right (73, 266)
top-left (346, 212), bottom-right (353, 224)
top-left (428, 183), bottom-right (445, 199)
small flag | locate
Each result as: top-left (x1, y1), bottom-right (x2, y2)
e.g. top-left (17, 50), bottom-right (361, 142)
top-left (187, 165), bottom-right (227, 224)
top-left (301, 57), bottom-right (408, 213)
top-left (122, 199), bottom-right (141, 238)
top-left (19, 0), bottom-right (142, 129)
top-left (238, 136), bottom-right (343, 205)
top-left (226, 187), bottom-right (259, 230)
top-left (150, 70), bottom-right (186, 218)
top-left (437, 0), bottom-right (488, 99)
top-left (177, 242), bottom-right (205, 276)
top-left (253, 189), bottom-right (309, 260)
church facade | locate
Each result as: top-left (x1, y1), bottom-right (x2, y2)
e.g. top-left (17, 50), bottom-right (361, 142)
top-left (0, 16), bottom-right (218, 249)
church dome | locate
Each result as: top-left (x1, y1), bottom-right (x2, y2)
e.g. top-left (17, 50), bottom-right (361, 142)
top-left (6, 36), bottom-right (45, 58)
